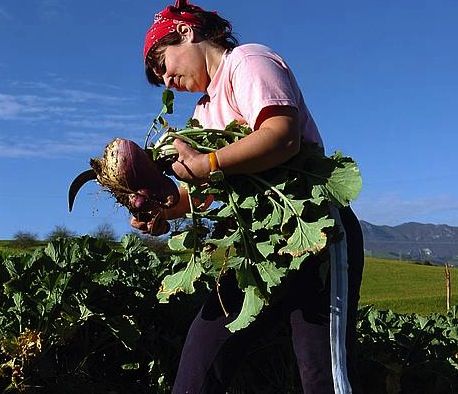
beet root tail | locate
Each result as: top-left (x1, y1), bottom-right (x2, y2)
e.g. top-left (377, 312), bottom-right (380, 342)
top-left (68, 169), bottom-right (97, 212)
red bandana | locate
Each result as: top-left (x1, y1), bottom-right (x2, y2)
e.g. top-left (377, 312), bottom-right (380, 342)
top-left (143, 0), bottom-right (205, 61)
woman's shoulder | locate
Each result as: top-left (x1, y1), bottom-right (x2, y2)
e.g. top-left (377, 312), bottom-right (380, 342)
top-left (226, 43), bottom-right (288, 75)
top-left (231, 43), bottom-right (278, 58)
top-left (227, 43), bottom-right (286, 71)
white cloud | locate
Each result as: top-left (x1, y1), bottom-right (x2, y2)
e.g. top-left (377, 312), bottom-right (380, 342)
top-left (0, 132), bottom-right (112, 159)
top-left (58, 88), bottom-right (131, 104)
top-left (39, 0), bottom-right (68, 20)
top-left (0, 93), bottom-right (78, 120)
top-left (61, 114), bottom-right (146, 131)
top-left (0, 79), bottom-right (154, 158)
top-left (7, 81), bottom-right (130, 105)
top-left (0, 94), bottom-right (22, 118)
top-left (0, 83), bottom-right (134, 122)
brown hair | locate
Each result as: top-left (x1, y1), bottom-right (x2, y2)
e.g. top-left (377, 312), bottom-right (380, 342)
top-left (145, 7), bottom-right (239, 86)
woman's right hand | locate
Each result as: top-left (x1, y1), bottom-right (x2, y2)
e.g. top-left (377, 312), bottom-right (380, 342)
top-left (129, 186), bottom-right (213, 236)
top-left (130, 209), bottom-right (170, 236)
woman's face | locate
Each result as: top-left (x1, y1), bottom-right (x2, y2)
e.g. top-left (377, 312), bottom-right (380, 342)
top-left (160, 40), bottom-right (209, 93)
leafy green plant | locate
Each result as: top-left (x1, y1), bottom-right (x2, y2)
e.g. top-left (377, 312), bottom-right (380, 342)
top-left (145, 90), bottom-right (363, 332)
top-left (356, 305), bottom-right (458, 394)
top-left (1, 238), bottom-right (457, 392)
top-left (0, 235), bottom-right (202, 392)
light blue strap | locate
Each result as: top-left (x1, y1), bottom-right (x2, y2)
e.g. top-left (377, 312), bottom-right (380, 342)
top-left (329, 206), bottom-right (352, 394)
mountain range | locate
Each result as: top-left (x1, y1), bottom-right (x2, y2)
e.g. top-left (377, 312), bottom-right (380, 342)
top-left (360, 221), bottom-right (458, 265)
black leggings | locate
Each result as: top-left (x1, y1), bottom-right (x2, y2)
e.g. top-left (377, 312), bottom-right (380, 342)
top-left (172, 207), bottom-right (364, 394)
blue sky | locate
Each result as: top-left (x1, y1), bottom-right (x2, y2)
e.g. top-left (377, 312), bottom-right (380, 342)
top-left (0, 0), bottom-right (457, 240)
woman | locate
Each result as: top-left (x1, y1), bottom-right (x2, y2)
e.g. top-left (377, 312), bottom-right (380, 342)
top-left (132, 1), bottom-right (364, 393)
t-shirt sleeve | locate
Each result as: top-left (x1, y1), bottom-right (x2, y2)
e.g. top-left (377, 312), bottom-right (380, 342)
top-left (231, 54), bottom-right (299, 129)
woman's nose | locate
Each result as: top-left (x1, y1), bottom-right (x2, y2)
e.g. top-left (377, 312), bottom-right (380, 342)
top-left (163, 74), bottom-right (173, 89)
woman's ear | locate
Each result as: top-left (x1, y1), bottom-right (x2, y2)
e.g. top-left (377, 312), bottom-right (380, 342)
top-left (176, 23), bottom-right (195, 42)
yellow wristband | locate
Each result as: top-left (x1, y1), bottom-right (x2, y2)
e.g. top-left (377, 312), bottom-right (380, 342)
top-left (208, 151), bottom-right (220, 172)
top-left (208, 151), bottom-right (224, 182)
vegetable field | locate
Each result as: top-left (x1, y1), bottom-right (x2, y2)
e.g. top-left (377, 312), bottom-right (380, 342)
top-left (0, 237), bottom-right (457, 393)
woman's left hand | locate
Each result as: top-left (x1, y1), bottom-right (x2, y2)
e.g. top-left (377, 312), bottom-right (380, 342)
top-left (171, 139), bottom-right (210, 183)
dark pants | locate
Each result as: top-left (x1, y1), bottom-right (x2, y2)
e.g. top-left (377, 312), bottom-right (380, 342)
top-left (172, 207), bottom-right (364, 394)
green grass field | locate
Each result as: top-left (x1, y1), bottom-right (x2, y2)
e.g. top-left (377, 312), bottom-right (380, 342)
top-left (359, 257), bottom-right (458, 315)
top-left (0, 240), bottom-right (46, 258)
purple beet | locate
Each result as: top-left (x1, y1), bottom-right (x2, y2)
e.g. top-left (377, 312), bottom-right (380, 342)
top-left (69, 138), bottom-right (179, 213)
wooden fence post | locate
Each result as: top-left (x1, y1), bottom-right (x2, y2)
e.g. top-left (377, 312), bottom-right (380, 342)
top-left (445, 263), bottom-right (451, 312)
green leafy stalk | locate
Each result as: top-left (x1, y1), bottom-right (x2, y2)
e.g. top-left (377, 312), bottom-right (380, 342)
top-left (226, 263), bottom-right (265, 332)
top-left (144, 89), bottom-right (175, 149)
top-left (143, 90), bottom-right (362, 331)
top-left (158, 186), bottom-right (204, 303)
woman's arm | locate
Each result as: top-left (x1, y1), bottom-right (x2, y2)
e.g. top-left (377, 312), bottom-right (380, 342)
top-left (219, 105), bottom-right (301, 174)
top-left (171, 105), bottom-right (301, 182)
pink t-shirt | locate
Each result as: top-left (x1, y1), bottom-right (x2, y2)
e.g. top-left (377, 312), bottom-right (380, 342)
top-left (193, 43), bottom-right (323, 146)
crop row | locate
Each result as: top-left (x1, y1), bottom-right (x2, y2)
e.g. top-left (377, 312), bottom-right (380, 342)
top-left (0, 236), bottom-right (457, 393)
